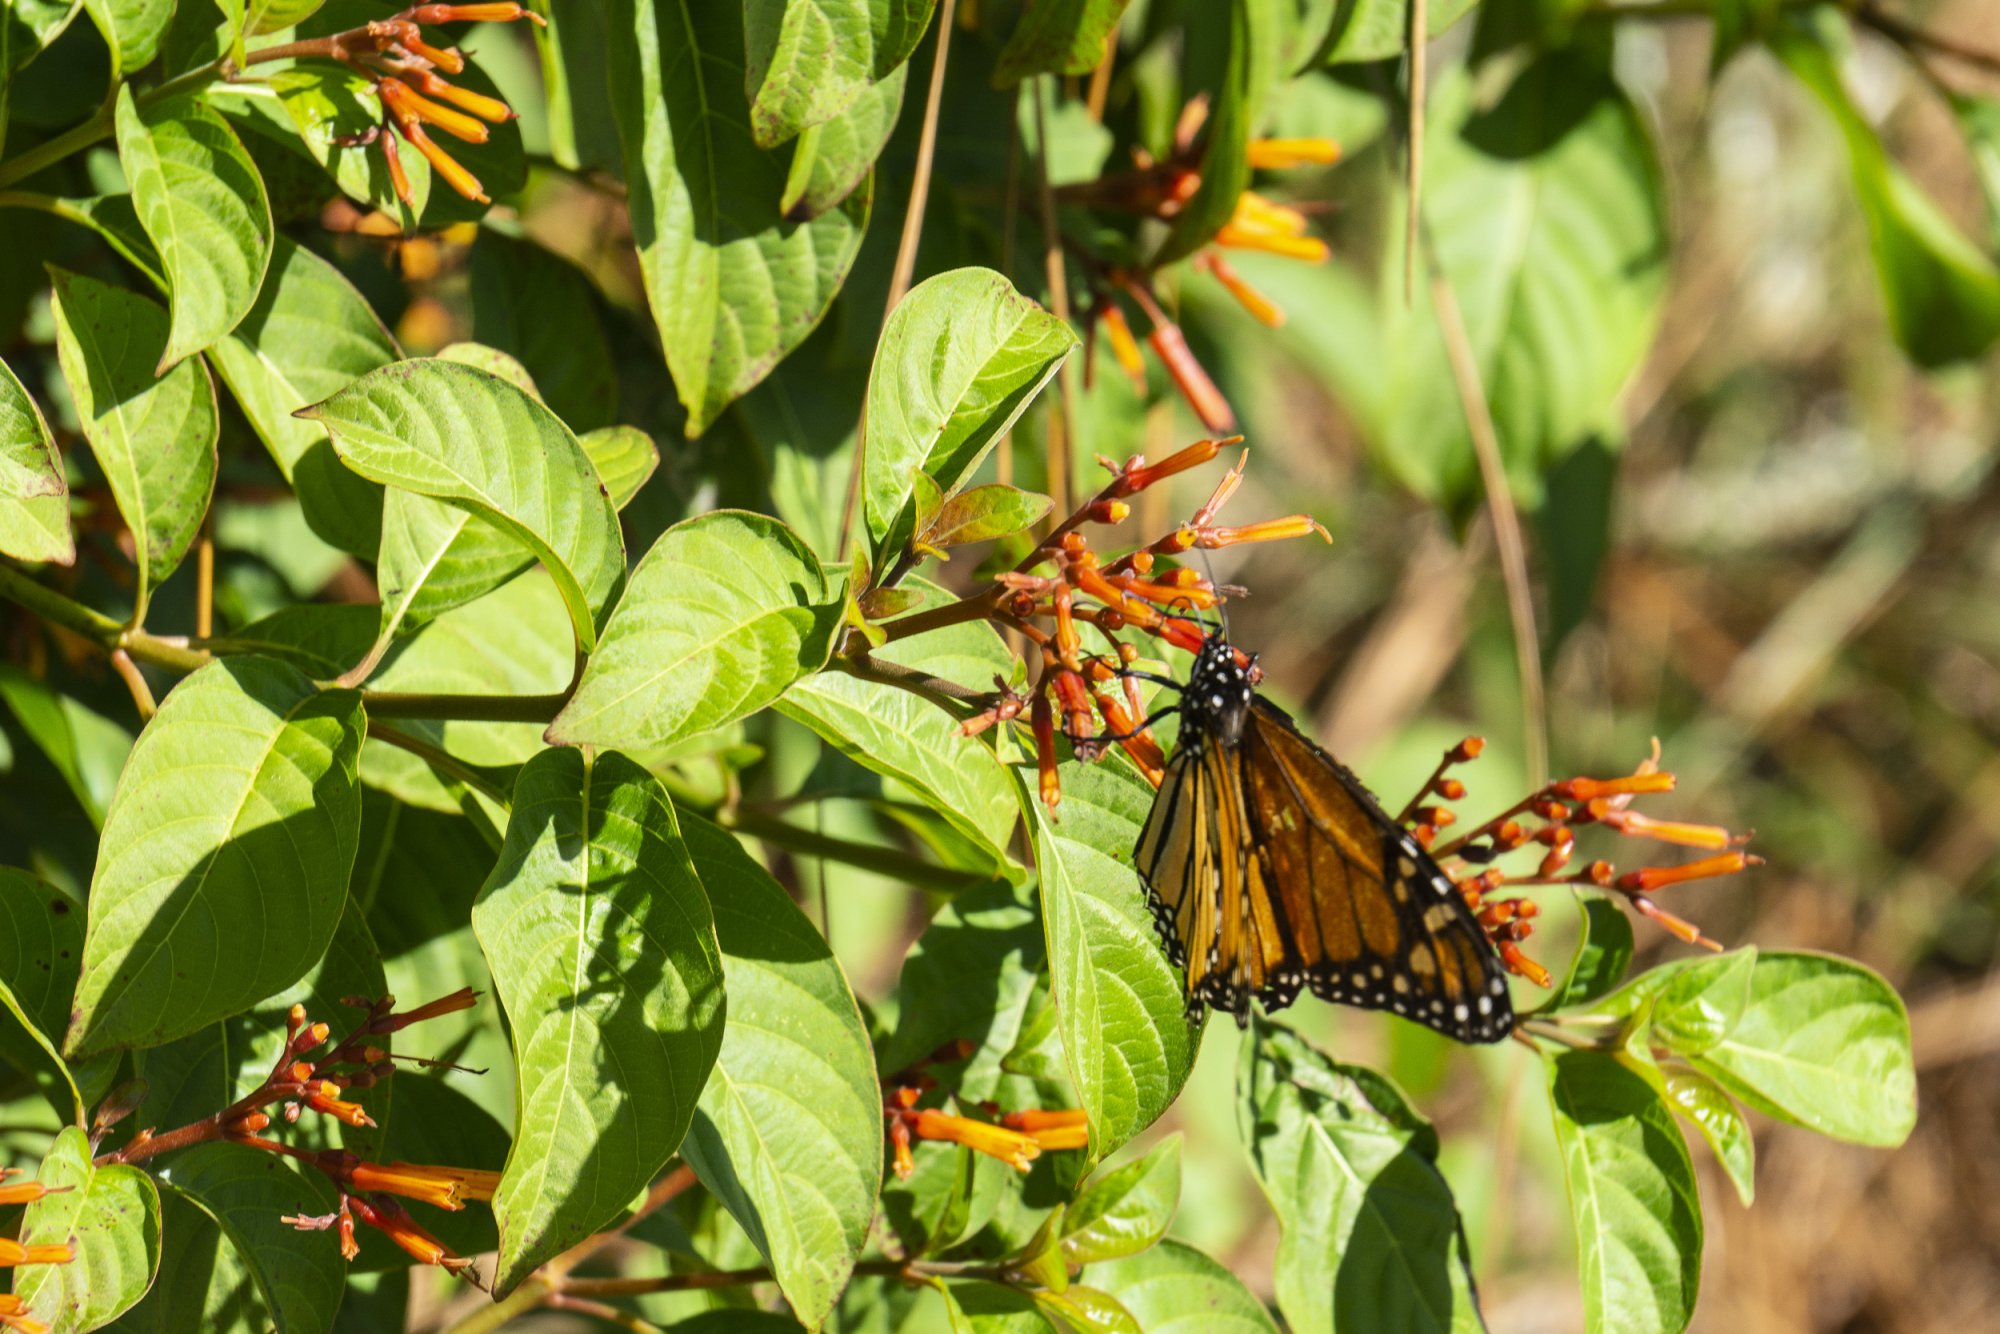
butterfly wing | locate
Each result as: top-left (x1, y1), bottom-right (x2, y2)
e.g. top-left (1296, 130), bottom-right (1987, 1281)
top-left (1134, 746), bottom-right (1219, 1005)
top-left (1236, 698), bottom-right (1514, 1043)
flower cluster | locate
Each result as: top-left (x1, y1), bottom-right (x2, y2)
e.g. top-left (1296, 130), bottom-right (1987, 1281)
top-left (1405, 739), bottom-right (1761, 986)
top-left (1068, 97), bottom-right (1340, 432)
top-left (295, 3), bottom-right (542, 207)
top-left (949, 436), bottom-right (1327, 806)
top-left (884, 1084), bottom-right (1089, 1179)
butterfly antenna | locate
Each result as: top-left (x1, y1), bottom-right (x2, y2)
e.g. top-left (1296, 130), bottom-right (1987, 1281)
top-left (1198, 549), bottom-right (1231, 641)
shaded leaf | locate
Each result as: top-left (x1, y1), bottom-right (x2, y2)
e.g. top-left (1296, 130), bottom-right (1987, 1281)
top-left (469, 232), bottom-right (616, 431)
top-left (0, 666), bottom-right (132, 829)
top-left (471, 749), bottom-right (726, 1292)
top-left (783, 64), bottom-right (905, 220)
top-left (1545, 893), bottom-right (1635, 1012)
top-left (995, 0), bottom-right (1130, 84)
top-left (49, 268), bottom-right (219, 619)
top-left (879, 878), bottom-right (1045, 1100)
top-left (1156, 0), bottom-right (1279, 265)
top-left (66, 657), bottom-right (365, 1058)
top-left (918, 483), bottom-right (1054, 553)
top-left (679, 813), bottom-right (881, 1330)
top-left (744, 0), bottom-right (934, 147)
top-left (609, 0), bottom-right (872, 435)
top-left (81, 0), bottom-right (171, 74)
top-left (152, 1144), bottom-right (345, 1334)
top-left (1240, 1018), bottom-right (1484, 1333)
top-left (0, 869), bottom-right (86, 1123)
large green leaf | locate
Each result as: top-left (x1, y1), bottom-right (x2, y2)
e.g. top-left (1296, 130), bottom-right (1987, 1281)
top-left (0, 354), bottom-right (71, 564)
top-left (112, 1193), bottom-right (269, 1334)
top-left (152, 1145), bottom-right (345, 1334)
top-left (114, 86), bottom-right (274, 370)
top-left (1025, 760), bottom-right (1200, 1160)
top-left (13, 1125), bottom-right (161, 1333)
top-left (471, 749), bottom-right (727, 1293)
top-left (1086, 1239), bottom-right (1279, 1334)
top-left (1686, 951), bottom-right (1915, 1148)
top-left (609, 0), bottom-right (872, 435)
top-left (469, 232), bottom-right (616, 432)
top-left (302, 358), bottom-right (627, 654)
top-left (995, 0), bottom-right (1130, 84)
top-left (1775, 17), bottom-right (2000, 367)
top-left (878, 877), bottom-right (1044, 1098)
top-left (206, 235), bottom-right (397, 558)
top-left (1240, 1019), bottom-right (1484, 1334)
top-left (549, 510), bottom-right (842, 751)
top-left (1156, 0), bottom-right (1279, 264)
top-left (1548, 1051), bottom-right (1700, 1334)
top-left (777, 597), bottom-right (1019, 863)
top-left (81, 0), bottom-right (172, 74)
top-left (0, 869), bottom-right (86, 1120)
top-left (49, 269), bottom-right (219, 620)
top-left (66, 657), bottom-right (366, 1058)
top-left (1384, 55), bottom-right (1666, 505)
top-left (861, 267), bottom-right (1076, 555)
top-left (679, 813), bottom-right (881, 1330)
top-left (744, 0), bottom-right (933, 147)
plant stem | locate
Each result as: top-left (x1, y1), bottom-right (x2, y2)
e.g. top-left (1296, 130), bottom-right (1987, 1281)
top-left (1032, 79), bottom-right (1076, 517)
top-left (0, 58), bottom-right (230, 189)
top-left (357, 689), bottom-right (569, 723)
top-left (721, 807), bottom-right (995, 892)
top-left (872, 586), bottom-right (1005, 645)
top-left (365, 722), bottom-right (514, 808)
top-left (830, 652), bottom-right (992, 713)
top-left (0, 562), bottom-right (214, 672)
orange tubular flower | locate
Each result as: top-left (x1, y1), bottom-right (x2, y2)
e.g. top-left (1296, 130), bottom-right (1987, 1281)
top-left (0, 1238), bottom-right (74, 1267)
top-left (1617, 852), bottom-right (1760, 894)
top-left (1198, 251), bottom-right (1285, 327)
top-left (397, 121), bottom-right (488, 204)
top-left (1196, 515), bottom-right (1332, 549)
top-left (378, 78), bottom-right (489, 144)
top-left (0, 1179), bottom-right (67, 1207)
top-left (407, 69), bottom-right (514, 123)
top-left (305, 1082), bottom-right (376, 1129)
top-left (1001, 1108), bottom-right (1091, 1151)
top-left (0, 1294), bottom-right (49, 1334)
top-left (1147, 323), bottom-right (1237, 433)
top-left (908, 1108), bottom-right (1043, 1172)
top-left (1216, 192), bottom-right (1330, 262)
top-left (407, 2), bottom-right (544, 22)
top-left (1099, 302), bottom-right (1148, 390)
top-left (347, 1159), bottom-right (500, 1210)
top-left (347, 1196), bottom-right (472, 1271)
top-left (1246, 137), bottom-right (1341, 169)
top-left (373, 987), bottom-right (480, 1034)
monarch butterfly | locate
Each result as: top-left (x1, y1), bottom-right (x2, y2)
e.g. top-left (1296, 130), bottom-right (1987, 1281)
top-left (1131, 632), bottom-right (1514, 1043)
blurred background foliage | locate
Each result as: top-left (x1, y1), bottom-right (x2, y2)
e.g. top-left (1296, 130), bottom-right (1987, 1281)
top-left (2, 0), bottom-right (1996, 1328)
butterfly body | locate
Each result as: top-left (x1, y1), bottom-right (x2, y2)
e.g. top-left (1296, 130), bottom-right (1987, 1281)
top-left (1133, 634), bottom-right (1514, 1043)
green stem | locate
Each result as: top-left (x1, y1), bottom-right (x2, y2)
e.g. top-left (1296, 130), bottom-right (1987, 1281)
top-left (0, 562), bottom-right (125, 643)
top-left (357, 690), bottom-right (569, 723)
top-left (829, 653), bottom-right (992, 715)
top-left (364, 721), bottom-right (513, 808)
top-left (720, 808), bottom-right (995, 892)
top-left (871, 585), bottom-right (1004, 646)
top-left (0, 58), bottom-right (229, 190)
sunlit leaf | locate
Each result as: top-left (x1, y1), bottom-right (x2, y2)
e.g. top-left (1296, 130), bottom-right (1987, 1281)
top-left (0, 354), bottom-right (71, 564)
top-left (1086, 1238), bottom-right (1279, 1333)
top-left (743, 0), bottom-right (933, 147)
top-left (13, 1125), bottom-right (162, 1333)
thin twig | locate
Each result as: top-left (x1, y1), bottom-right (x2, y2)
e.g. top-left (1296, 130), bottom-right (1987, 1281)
top-left (195, 520), bottom-right (214, 640)
top-left (1085, 28), bottom-right (1117, 121)
top-left (1033, 79), bottom-right (1078, 517)
top-left (885, 0), bottom-right (957, 314)
top-left (1855, 3), bottom-right (2000, 77)
top-left (722, 807), bottom-right (994, 892)
top-left (108, 649), bottom-right (155, 719)
top-left (357, 689), bottom-right (569, 723)
top-left (1426, 264), bottom-right (1548, 786)
top-left (365, 721), bottom-right (514, 808)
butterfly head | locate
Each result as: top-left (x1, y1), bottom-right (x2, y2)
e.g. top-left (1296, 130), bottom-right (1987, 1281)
top-left (1181, 634), bottom-right (1256, 751)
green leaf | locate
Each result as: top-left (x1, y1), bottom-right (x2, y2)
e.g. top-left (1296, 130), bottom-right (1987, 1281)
top-left (1156, 0), bottom-right (1278, 265)
top-left (744, 0), bottom-right (934, 147)
top-left (81, 0), bottom-right (171, 74)
top-left (471, 748), bottom-right (727, 1292)
top-left (863, 267), bottom-right (1076, 555)
top-left (49, 268), bottom-right (219, 620)
top-left (0, 870), bottom-right (87, 1121)
top-left (732, 321), bottom-right (865, 560)
top-left (580, 425), bottom-right (661, 509)
top-left (1295, 0), bottom-right (1478, 65)
top-left (1024, 760), bottom-right (1200, 1159)
top-left (114, 86), bottom-right (275, 370)
top-left (548, 510), bottom-right (841, 751)
top-left (1387, 54), bottom-right (1666, 505)
top-left (66, 657), bottom-right (366, 1059)
top-left (1685, 951), bottom-right (1915, 1147)
top-left (1062, 1134), bottom-right (1180, 1263)
top-left (678, 813), bottom-right (881, 1330)
top-left (1656, 1062), bottom-right (1755, 1207)
top-left (152, 1144), bottom-right (345, 1334)
top-left (250, 0), bottom-right (329, 35)
top-left (879, 878), bottom-right (1044, 1099)
top-left (1033, 1286), bottom-right (1139, 1334)
top-left (1548, 1050), bottom-right (1701, 1334)
top-left (782, 64), bottom-right (905, 220)
top-left (13, 1125), bottom-right (162, 1333)
top-left (609, 0), bottom-right (872, 435)
top-left (302, 357), bottom-right (627, 654)
top-left (995, 0), bottom-right (1130, 84)
top-left (0, 666), bottom-right (132, 829)
top-left (111, 1192), bottom-right (266, 1334)
top-left (4, 0), bottom-right (81, 79)
top-left (1240, 1019), bottom-right (1484, 1333)
top-left (917, 483), bottom-right (1054, 553)
top-left (469, 232), bottom-right (616, 432)
top-left (270, 67), bottom-right (430, 231)
top-left (940, 1280), bottom-right (1060, 1334)
top-left (206, 235), bottom-right (398, 558)
top-left (1546, 894), bottom-right (1634, 1011)
top-left (778, 589), bottom-right (1020, 862)
top-left (0, 354), bottom-right (71, 564)
top-left (1086, 1238), bottom-right (1279, 1333)
top-left (1775, 18), bottom-right (2000, 367)
top-left (1648, 948), bottom-right (1756, 1057)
